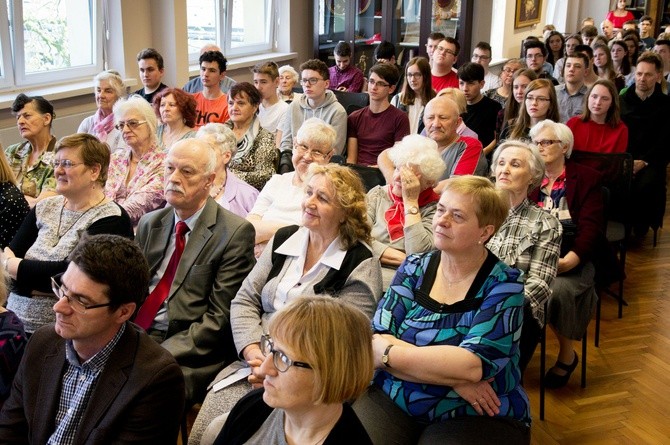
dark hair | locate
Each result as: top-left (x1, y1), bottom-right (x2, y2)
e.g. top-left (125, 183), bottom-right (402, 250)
top-left (503, 68), bottom-right (538, 126)
top-left (369, 63), bottom-right (400, 87)
top-left (457, 62), bottom-right (485, 82)
top-left (510, 78), bottom-right (560, 139)
top-left (623, 19), bottom-right (638, 29)
top-left (398, 56), bottom-right (435, 107)
top-left (581, 79), bottom-right (621, 127)
top-left (136, 47), bottom-right (164, 70)
top-left (252, 61), bottom-right (279, 80)
top-left (152, 88), bottom-right (197, 128)
top-left (611, 40), bottom-right (632, 75)
top-left (229, 82), bottom-right (262, 109)
top-left (524, 39), bottom-right (547, 57)
top-left (443, 37), bottom-right (461, 55)
top-left (68, 234), bottom-right (149, 311)
top-left (56, 133), bottom-right (111, 186)
top-left (655, 39), bottom-right (670, 50)
top-left (640, 15), bottom-right (653, 24)
top-left (580, 25), bottom-right (598, 38)
top-left (199, 50), bottom-right (227, 73)
top-left (567, 51), bottom-right (591, 69)
top-left (11, 94), bottom-right (56, 126)
top-left (299, 59), bottom-right (330, 80)
top-left (428, 32), bottom-right (446, 41)
top-left (636, 50), bottom-right (663, 72)
top-left (545, 31), bottom-right (565, 66)
top-left (574, 44), bottom-right (594, 59)
top-left (374, 41), bottom-right (396, 61)
top-left (592, 43), bottom-right (617, 81)
top-left (334, 41), bottom-right (352, 58)
top-left (475, 41), bottom-right (492, 54)
top-left (623, 34), bottom-right (641, 65)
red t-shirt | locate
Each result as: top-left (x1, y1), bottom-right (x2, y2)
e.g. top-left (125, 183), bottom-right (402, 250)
top-left (566, 116), bottom-right (628, 154)
top-left (193, 92), bottom-right (230, 129)
top-left (431, 71), bottom-right (459, 92)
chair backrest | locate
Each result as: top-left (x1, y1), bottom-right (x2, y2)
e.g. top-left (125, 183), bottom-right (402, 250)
top-left (570, 151), bottom-right (633, 224)
top-left (277, 149), bottom-right (294, 174)
top-left (331, 89), bottom-right (370, 115)
top-left (345, 163), bottom-right (386, 192)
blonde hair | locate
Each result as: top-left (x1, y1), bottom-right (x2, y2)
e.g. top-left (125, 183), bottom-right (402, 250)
top-left (304, 163), bottom-right (371, 249)
top-left (436, 88), bottom-right (467, 115)
top-left (441, 176), bottom-right (510, 234)
top-left (268, 297), bottom-right (373, 404)
top-left (0, 146), bottom-right (17, 184)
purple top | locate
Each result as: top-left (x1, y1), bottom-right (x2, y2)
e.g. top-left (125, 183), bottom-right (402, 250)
top-left (328, 65), bottom-right (365, 93)
top-left (215, 170), bottom-right (259, 218)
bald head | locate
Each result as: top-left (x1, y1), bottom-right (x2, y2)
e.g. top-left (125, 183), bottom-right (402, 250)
top-left (200, 44), bottom-right (222, 55)
top-left (423, 96), bottom-right (462, 147)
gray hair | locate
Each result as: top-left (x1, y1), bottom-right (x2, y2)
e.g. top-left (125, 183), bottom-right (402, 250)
top-left (529, 119), bottom-right (574, 158)
top-left (113, 95), bottom-right (159, 145)
top-left (168, 139), bottom-right (217, 175)
top-left (94, 70), bottom-right (125, 98)
top-left (296, 118), bottom-right (337, 152)
top-left (197, 123), bottom-right (237, 158)
top-left (491, 140), bottom-right (545, 192)
top-left (278, 65), bottom-right (299, 82)
top-left (387, 134), bottom-right (446, 185)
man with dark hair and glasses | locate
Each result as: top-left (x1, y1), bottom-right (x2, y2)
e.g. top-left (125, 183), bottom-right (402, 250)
top-left (346, 63), bottom-right (410, 166)
top-left (524, 39), bottom-right (559, 85)
top-left (431, 37), bottom-right (460, 91)
top-left (472, 41), bottom-right (501, 92)
top-left (277, 59), bottom-right (347, 155)
top-left (0, 234), bottom-right (186, 443)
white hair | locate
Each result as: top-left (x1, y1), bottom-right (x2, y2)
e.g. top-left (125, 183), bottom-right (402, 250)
top-left (529, 119), bottom-right (574, 158)
top-left (197, 123), bottom-right (237, 158)
top-left (94, 70), bottom-right (125, 98)
top-left (387, 134), bottom-right (446, 185)
top-left (113, 95), bottom-right (159, 145)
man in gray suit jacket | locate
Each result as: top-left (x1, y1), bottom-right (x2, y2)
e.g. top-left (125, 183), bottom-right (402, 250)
top-left (135, 138), bottom-right (255, 404)
top-left (0, 234), bottom-right (185, 443)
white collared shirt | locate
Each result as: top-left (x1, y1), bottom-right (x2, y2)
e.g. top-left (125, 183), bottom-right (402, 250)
top-left (273, 227), bottom-right (346, 309)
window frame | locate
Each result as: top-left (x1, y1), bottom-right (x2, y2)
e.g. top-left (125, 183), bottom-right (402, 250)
top-left (0, 0), bottom-right (14, 88)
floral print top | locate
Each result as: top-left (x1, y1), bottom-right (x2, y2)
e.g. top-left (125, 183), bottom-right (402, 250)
top-left (4, 137), bottom-right (57, 198)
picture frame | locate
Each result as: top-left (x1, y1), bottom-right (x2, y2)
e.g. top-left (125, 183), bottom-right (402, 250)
top-left (515, 0), bottom-right (543, 29)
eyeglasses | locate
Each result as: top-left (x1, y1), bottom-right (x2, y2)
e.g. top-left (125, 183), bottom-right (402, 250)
top-left (435, 46), bottom-right (457, 56)
top-left (114, 120), bottom-right (147, 131)
top-left (406, 72), bottom-right (423, 79)
top-left (294, 143), bottom-right (332, 160)
top-left (472, 54), bottom-right (491, 61)
top-left (51, 273), bottom-right (113, 315)
top-left (368, 79), bottom-right (391, 88)
top-left (300, 77), bottom-right (323, 86)
top-left (502, 67), bottom-right (516, 74)
top-left (525, 95), bottom-right (551, 103)
top-left (260, 334), bottom-right (312, 373)
top-left (533, 139), bottom-right (562, 147)
top-left (52, 159), bottom-right (84, 169)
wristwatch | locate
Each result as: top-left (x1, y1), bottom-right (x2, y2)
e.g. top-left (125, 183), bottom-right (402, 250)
top-left (382, 344), bottom-right (394, 367)
top-left (405, 206), bottom-right (419, 216)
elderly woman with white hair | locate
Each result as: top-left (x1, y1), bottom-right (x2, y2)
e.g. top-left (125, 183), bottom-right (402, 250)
top-left (78, 70), bottom-right (127, 152)
top-left (104, 95), bottom-right (165, 226)
top-left (527, 120), bottom-right (605, 388)
top-left (487, 140), bottom-right (562, 375)
top-left (196, 123), bottom-right (258, 217)
top-left (367, 134), bottom-right (446, 286)
top-left (277, 65), bottom-right (301, 103)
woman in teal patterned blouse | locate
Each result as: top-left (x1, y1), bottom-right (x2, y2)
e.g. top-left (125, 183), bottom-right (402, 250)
top-left (354, 176), bottom-right (530, 445)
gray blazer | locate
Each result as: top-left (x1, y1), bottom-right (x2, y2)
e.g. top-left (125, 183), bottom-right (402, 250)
top-left (135, 198), bottom-right (256, 403)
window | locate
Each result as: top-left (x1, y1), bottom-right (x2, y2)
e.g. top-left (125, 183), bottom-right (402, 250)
top-left (187, 0), bottom-right (275, 64)
top-left (0, 0), bottom-right (103, 89)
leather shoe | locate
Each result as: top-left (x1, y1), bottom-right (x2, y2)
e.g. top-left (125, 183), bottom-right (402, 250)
top-left (544, 352), bottom-right (578, 389)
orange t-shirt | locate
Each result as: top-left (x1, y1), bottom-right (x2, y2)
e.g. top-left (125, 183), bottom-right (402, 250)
top-left (193, 92), bottom-right (230, 128)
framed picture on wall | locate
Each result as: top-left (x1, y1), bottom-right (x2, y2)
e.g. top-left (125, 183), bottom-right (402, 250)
top-left (515, 0), bottom-right (542, 28)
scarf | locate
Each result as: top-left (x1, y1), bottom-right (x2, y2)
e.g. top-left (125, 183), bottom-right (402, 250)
top-left (91, 108), bottom-right (115, 142)
top-left (384, 186), bottom-right (440, 242)
top-left (231, 117), bottom-right (261, 162)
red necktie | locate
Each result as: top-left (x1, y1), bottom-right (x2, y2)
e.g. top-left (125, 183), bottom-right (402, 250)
top-left (135, 221), bottom-right (190, 330)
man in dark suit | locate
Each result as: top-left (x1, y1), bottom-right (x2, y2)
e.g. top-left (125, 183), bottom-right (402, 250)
top-left (135, 138), bottom-right (255, 404)
top-left (0, 234), bottom-right (185, 443)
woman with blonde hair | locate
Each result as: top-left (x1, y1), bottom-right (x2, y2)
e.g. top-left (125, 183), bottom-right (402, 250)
top-left (189, 163), bottom-right (382, 444)
top-left (0, 149), bottom-right (29, 248)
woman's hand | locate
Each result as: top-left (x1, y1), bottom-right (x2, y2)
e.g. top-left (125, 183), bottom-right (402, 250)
top-left (452, 379), bottom-right (501, 416)
top-left (400, 166), bottom-right (421, 204)
top-left (2, 247), bottom-right (19, 279)
top-left (242, 344), bottom-right (267, 388)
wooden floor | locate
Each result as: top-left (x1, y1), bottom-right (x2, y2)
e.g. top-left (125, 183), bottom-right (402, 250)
top-left (527, 220), bottom-right (670, 443)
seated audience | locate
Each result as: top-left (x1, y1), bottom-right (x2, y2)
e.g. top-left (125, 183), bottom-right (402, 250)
top-left (529, 120), bottom-right (605, 388)
top-left (134, 138), bottom-right (255, 404)
top-left (4, 134), bottom-right (133, 334)
top-left (600, 19), bottom-right (615, 41)
top-left (78, 70), bottom-right (126, 152)
top-left (555, 52), bottom-right (589, 122)
top-left (153, 87), bottom-right (197, 150)
top-left (329, 41), bottom-right (365, 92)
top-left (566, 79), bottom-right (628, 154)
top-left (573, 44), bottom-right (600, 87)
top-left (606, 0), bottom-right (634, 32)
top-left (253, 61), bottom-right (289, 134)
top-left (640, 15), bottom-right (656, 49)
top-left (653, 40), bottom-right (670, 88)
top-left (391, 56), bottom-right (436, 134)
top-left (367, 135), bottom-right (445, 286)
top-left (485, 59), bottom-right (525, 108)
top-left (623, 33), bottom-right (641, 67)
top-left (210, 297), bottom-right (375, 444)
top-left (183, 44), bottom-right (236, 94)
top-left (501, 78), bottom-right (561, 141)
top-left (0, 234), bottom-right (185, 443)
top-left (611, 40), bottom-right (634, 85)
top-left (277, 59), bottom-right (347, 155)
top-left (592, 43), bottom-right (626, 91)
top-left (347, 63), bottom-right (410, 166)
top-left (487, 140), bottom-right (561, 373)
top-left (373, 41), bottom-right (405, 94)
top-left (6, 94), bottom-right (57, 206)
top-left (277, 65), bottom-right (301, 103)
top-left (197, 123), bottom-right (259, 218)
top-left (354, 175), bottom-right (531, 445)
top-left (524, 39), bottom-right (559, 85)
top-left (106, 95), bottom-right (166, 227)
top-left (545, 31), bottom-right (566, 69)
top-left (472, 42), bottom-right (501, 92)
top-left (193, 51), bottom-right (231, 128)
top-left (0, 149), bottom-right (29, 249)
top-left (553, 34), bottom-right (583, 84)
top-left (134, 48), bottom-right (168, 104)
top-left (0, 264), bottom-right (27, 408)
top-left (581, 24), bottom-right (599, 46)
top-left (499, 68), bottom-right (538, 136)
top-left (248, 118), bottom-right (335, 254)
top-left (190, 164), bottom-right (382, 444)
top-left (425, 32), bottom-right (446, 67)
top-left (435, 88), bottom-right (479, 139)
top-left (225, 82), bottom-right (278, 190)
top-left (431, 37), bottom-right (460, 91)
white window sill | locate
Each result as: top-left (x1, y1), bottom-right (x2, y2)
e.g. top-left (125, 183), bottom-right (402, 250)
top-left (188, 51), bottom-right (297, 77)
